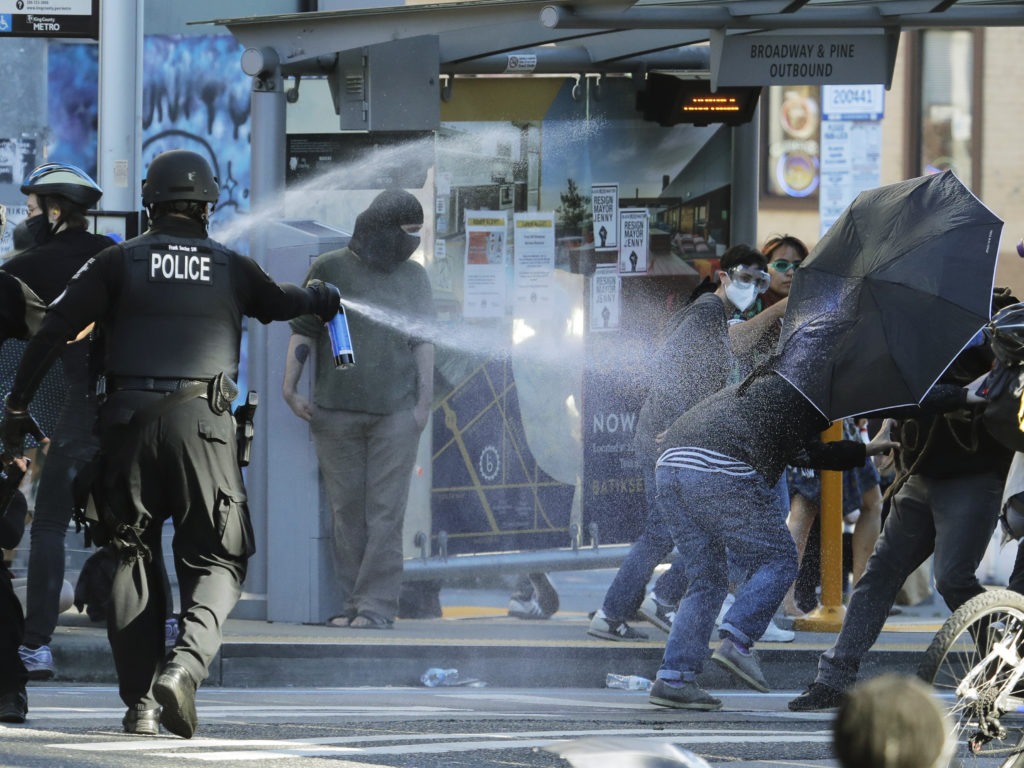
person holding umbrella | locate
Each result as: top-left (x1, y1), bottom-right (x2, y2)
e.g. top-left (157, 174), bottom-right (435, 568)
top-left (648, 363), bottom-right (902, 709)
top-left (650, 171), bottom-right (1003, 710)
top-left (776, 170), bottom-right (1010, 711)
top-left (789, 314), bottom-right (1015, 711)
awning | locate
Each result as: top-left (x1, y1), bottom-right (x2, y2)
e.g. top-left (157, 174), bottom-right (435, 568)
top-left (201, 0), bottom-right (1024, 78)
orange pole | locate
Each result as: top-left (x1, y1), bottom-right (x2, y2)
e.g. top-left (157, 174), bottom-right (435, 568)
top-left (793, 421), bottom-right (847, 631)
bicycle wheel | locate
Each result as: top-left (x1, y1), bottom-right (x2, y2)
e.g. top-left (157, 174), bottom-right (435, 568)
top-left (918, 589), bottom-right (1024, 761)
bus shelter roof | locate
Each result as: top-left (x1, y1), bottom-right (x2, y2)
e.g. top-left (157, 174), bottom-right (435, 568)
top-left (203, 0), bottom-right (1024, 77)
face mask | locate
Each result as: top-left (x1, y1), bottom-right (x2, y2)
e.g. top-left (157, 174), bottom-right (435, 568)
top-left (18, 213), bottom-right (52, 248)
top-left (724, 280), bottom-right (758, 312)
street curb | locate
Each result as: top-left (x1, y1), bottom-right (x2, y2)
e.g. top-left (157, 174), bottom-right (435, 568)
top-left (44, 633), bottom-right (927, 690)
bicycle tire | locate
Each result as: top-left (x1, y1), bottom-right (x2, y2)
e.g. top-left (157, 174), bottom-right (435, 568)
top-left (918, 588), bottom-right (1024, 762)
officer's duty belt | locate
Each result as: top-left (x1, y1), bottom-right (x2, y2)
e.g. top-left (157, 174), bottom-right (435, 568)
top-left (105, 376), bottom-right (209, 394)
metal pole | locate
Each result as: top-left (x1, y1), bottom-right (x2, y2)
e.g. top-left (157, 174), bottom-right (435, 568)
top-left (794, 421), bottom-right (847, 631)
top-left (730, 100), bottom-right (760, 246)
top-left (401, 544), bottom-right (638, 581)
top-left (238, 47), bottom-right (286, 620)
top-left (96, 0), bottom-right (143, 213)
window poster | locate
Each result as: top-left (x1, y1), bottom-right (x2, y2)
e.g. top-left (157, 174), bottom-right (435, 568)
top-left (617, 208), bottom-right (649, 275)
top-left (512, 212), bottom-right (556, 313)
top-left (591, 183), bottom-right (618, 251)
top-left (463, 209), bottom-right (509, 318)
top-left (590, 264), bottom-right (621, 332)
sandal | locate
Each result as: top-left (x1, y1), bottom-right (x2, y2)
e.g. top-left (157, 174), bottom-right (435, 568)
top-left (349, 611), bottom-right (394, 630)
top-left (325, 614), bottom-right (353, 628)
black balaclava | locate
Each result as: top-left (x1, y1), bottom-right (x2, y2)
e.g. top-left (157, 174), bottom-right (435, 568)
top-left (348, 189), bottom-right (424, 273)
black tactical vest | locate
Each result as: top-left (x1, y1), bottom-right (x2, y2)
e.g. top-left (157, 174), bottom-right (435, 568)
top-left (103, 232), bottom-right (242, 380)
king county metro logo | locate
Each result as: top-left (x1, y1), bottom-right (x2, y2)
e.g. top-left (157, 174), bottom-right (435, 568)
top-left (478, 445), bottom-right (500, 482)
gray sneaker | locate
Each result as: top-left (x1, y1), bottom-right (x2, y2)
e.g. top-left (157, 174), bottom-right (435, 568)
top-left (588, 609), bottom-right (649, 641)
top-left (638, 593), bottom-right (675, 634)
top-left (711, 637), bottom-right (770, 692)
top-left (649, 678), bottom-right (722, 711)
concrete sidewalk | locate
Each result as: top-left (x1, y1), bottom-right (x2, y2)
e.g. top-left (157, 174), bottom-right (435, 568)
top-left (40, 572), bottom-right (952, 691)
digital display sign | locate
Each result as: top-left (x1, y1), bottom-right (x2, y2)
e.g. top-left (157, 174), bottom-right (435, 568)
top-left (637, 74), bottom-right (762, 127)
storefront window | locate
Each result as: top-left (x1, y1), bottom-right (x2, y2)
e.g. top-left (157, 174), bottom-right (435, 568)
top-left (918, 30), bottom-right (975, 185)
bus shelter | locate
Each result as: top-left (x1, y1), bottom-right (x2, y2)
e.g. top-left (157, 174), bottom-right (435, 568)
top-left (206, 0), bottom-right (1024, 623)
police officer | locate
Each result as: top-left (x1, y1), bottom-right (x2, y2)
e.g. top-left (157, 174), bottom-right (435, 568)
top-left (0, 149), bottom-right (341, 739)
top-left (4, 163), bottom-right (115, 682)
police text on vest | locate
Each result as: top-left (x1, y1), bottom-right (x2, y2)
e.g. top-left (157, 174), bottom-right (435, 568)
top-left (150, 244), bottom-right (213, 284)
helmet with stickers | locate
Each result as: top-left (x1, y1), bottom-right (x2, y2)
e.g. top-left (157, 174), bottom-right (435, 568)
top-left (142, 150), bottom-right (219, 206)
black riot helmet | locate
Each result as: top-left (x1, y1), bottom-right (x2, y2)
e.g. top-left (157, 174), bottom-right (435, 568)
top-left (989, 302), bottom-right (1024, 366)
top-left (141, 150), bottom-right (219, 206)
top-left (21, 162), bottom-right (103, 208)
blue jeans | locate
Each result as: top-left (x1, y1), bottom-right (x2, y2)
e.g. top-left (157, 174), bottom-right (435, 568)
top-left (601, 456), bottom-right (687, 620)
top-left (815, 471), bottom-right (1002, 691)
top-left (656, 464), bottom-right (798, 681)
top-left (602, 459), bottom-right (790, 620)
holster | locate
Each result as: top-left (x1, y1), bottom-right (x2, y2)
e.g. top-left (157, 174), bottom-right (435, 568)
top-left (234, 391), bottom-right (258, 468)
top-left (208, 371), bottom-right (240, 415)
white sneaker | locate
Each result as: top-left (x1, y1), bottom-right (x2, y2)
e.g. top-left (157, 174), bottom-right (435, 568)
top-left (638, 592), bottom-right (675, 634)
top-left (587, 609), bottom-right (650, 641)
top-left (508, 597), bottom-right (550, 620)
top-left (759, 619), bottom-right (795, 643)
top-left (18, 644), bottom-right (55, 680)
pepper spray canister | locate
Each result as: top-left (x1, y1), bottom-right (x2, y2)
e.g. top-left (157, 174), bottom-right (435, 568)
top-left (326, 302), bottom-right (355, 368)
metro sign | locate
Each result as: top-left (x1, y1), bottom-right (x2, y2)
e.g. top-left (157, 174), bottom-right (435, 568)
top-left (0, 0), bottom-right (98, 39)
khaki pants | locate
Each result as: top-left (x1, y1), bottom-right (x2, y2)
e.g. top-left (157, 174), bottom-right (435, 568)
top-left (311, 406), bottom-right (420, 621)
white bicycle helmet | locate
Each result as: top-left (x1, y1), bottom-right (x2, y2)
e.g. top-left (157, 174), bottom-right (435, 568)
top-left (20, 162), bottom-right (103, 208)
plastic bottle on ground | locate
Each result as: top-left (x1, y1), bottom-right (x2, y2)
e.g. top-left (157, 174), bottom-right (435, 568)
top-left (605, 673), bottom-right (653, 691)
top-left (421, 667), bottom-right (459, 687)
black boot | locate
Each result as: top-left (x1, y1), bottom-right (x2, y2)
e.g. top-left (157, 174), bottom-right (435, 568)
top-left (153, 663), bottom-right (198, 739)
top-left (0, 689), bottom-right (28, 723)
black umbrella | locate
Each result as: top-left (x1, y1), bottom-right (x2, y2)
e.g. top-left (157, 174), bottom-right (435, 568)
top-left (773, 170), bottom-right (1002, 421)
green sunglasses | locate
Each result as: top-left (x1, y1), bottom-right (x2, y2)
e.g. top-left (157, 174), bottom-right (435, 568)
top-left (769, 259), bottom-right (801, 273)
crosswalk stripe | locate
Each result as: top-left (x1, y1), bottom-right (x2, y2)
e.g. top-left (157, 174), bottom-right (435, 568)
top-left (54, 727), bottom-right (832, 756)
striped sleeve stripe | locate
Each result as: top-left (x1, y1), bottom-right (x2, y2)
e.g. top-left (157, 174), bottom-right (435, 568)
top-left (656, 446), bottom-right (756, 476)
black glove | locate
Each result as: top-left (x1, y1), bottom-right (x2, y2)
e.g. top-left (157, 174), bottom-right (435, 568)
top-left (307, 279), bottom-right (341, 323)
top-left (2, 397), bottom-right (45, 462)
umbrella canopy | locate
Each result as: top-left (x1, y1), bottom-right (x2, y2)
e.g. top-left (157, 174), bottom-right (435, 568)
top-left (773, 170), bottom-right (1002, 421)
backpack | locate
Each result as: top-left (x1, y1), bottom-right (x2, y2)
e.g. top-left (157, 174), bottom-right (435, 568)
top-left (980, 362), bottom-right (1024, 453)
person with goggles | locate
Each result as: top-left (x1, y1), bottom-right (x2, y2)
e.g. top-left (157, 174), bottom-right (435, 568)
top-left (590, 245), bottom-right (781, 644)
top-left (761, 234), bottom-right (809, 309)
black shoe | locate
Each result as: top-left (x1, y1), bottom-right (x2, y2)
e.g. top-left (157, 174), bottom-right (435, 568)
top-left (0, 689), bottom-right (28, 723)
top-left (153, 663), bottom-right (198, 739)
top-left (528, 573), bottom-right (560, 616)
top-left (122, 707), bottom-right (160, 735)
top-left (788, 681), bottom-right (845, 711)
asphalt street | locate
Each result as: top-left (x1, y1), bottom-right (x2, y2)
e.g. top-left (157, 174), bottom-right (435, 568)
top-left (2, 684), bottom-right (845, 768)
top-left (3, 684), bottom-right (1015, 768)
